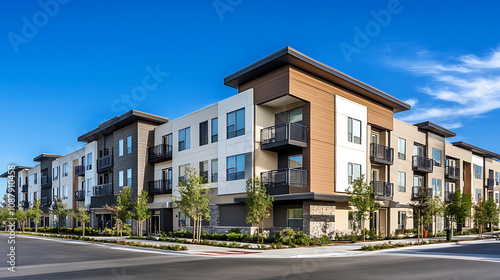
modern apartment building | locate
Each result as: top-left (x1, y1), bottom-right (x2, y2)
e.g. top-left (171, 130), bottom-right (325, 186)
top-left (3, 47), bottom-right (500, 237)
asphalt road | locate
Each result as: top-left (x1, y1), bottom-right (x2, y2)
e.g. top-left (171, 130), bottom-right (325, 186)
top-left (0, 234), bottom-right (499, 280)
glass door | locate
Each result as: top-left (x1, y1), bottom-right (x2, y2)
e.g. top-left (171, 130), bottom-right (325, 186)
top-left (371, 132), bottom-right (379, 144)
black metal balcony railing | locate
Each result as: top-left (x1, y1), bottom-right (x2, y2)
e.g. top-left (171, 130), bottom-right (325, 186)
top-left (75, 165), bottom-right (85, 176)
top-left (260, 122), bottom-right (308, 151)
top-left (97, 155), bottom-right (113, 173)
top-left (444, 190), bottom-right (454, 202)
top-left (372, 181), bottom-right (394, 199)
top-left (21, 184), bottom-right (28, 192)
top-left (41, 176), bottom-right (52, 188)
top-left (91, 194), bottom-right (117, 209)
top-left (261, 168), bottom-right (308, 195)
top-left (486, 178), bottom-right (495, 190)
top-left (411, 187), bottom-right (433, 200)
top-left (41, 197), bottom-right (49, 206)
top-left (148, 144), bottom-right (173, 163)
top-left (445, 166), bottom-right (460, 180)
top-left (21, 201), bottom-right (29, 208)
top-left (370, 143), bottom-right (394, 165)
top-left (412, 156), bottom-right (434, 173)
top-left (74, 190), bottom-right (85, 201)
top-left (149, 179), bottom-right (172, 194)
top-left (93, 183), bottom-right (113, 196)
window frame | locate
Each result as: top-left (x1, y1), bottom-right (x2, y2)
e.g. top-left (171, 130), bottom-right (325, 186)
top-left (348, 163), bottom-right (362, 184)
top-left (287, 208), bottom-right (303, 227)
top-left (398, 211), bottom-right (406, 230)
top-left (432, 148), bottom-right (442, 167)
top-left (119, 139), bottom-right (124, 156)
top-left (119, 170), bottom-right (124, 187)
top-left (226, 154), bottom-right (245, 181)
top-left (199, 121), bottom-right (209, 146)
top-left (227, 108), bottom-right (245, 139)
top-left (178, 127), bottom-right (191, 151)
top-left (127, 136), bottom-right (132, 154)
top-left (211, 159), bottom-right (218, 183)
top-left (87, 153), bottom-right (92, 170)
top-left (127, 169), bottom-right (132, 186)
top-left (211, 117), bottom-right (218, 143)
top-left (347, 117), bottom-right (362, 144)
top-left (398, 171), bottom-right (406, 192)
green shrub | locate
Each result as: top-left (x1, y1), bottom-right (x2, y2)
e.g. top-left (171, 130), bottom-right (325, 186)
top-left (227, 232), bottom-right (243, 241)
top-left (229, 228), bottom-right (241, 234)
top-left (274, 228), bottom-right (296, 245)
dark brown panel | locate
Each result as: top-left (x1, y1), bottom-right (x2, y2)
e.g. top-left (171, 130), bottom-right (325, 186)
top-left (239, 66), bottom-right (290, 105)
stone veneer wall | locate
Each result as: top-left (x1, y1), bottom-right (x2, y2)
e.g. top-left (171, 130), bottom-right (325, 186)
top-left (303, 201), bottom-right (336, 238)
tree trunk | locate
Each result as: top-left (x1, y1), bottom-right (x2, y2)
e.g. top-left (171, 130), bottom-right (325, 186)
top-left (35, 222), bottom-right (38, 233)
top-left (82, 224), bottom-right (85, 237)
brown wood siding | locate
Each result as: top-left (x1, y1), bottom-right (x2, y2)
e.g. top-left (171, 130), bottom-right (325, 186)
top-left (136, 121), bottom-right (157, 196)
top-left (464, 162), bottom-right (472, 195)
top-left (239, 66), bottom-right (290, 105)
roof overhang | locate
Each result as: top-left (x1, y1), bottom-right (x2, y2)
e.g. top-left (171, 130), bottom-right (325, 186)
top-left (224, 47), bottom-right (411, 113)
top-left (452, 141), bottom-right (500, 159)
top-left (34, 154), bottom-right (62, 162)
top-left (234, 192), bottom-right (349, 203)
top-left (414, 121), bottom-right (456, 138)
top-left (78, 110), bottom-right (169, 143)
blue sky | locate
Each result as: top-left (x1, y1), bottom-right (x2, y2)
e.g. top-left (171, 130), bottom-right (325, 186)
top-left (2, 0), bottom-right (500, 192)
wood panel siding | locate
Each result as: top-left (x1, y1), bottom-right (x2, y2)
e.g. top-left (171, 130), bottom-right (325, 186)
top-left (464, 162), bottom-right (472, 195)
top-left (239, 66), bottom-right (290, 105)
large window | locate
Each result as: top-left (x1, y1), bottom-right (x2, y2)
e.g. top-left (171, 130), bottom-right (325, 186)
top-left (432, 148), bottom-right (442, 167)
top-left (119, 171), bottom-right (124, 187)
top-left (348, 163), bottom-right (362, 184)
top-left (211, 118), bottom-right (218, 143)
top-left (86, 179), bottom-right (92, 197)
top-left (398, 172), bottom-right (406, 192)
top-left (179, 164), bottom-right (189, 185)
top-left (495, 192), bottom-right (499, 204)
top-left (199, 161), bottom-right (208, 183)
top-left (178, 127), bottom-right (191, 151)
top-left (347, 117), bottom-right (362, 144)
top-left (53, 186), bottom-right (59, 201)
top-left (127, 136), bottom-right (132, 154)
top-left (227, 108), bottom-right (245, 139)
top-left (62, 186), bottom-right (68, 199)
top-left (496, 172), bottom-right (499, 185)
top-left (227, 154), bottom-right (245, 181)
top-left (62, 163), bottom-right (68, 177)
top-left (475, 188), bottom-right (482, 201)
top-left (127, 169), bottom-right (132, 186)
top-left (288, 155), bottom-right (303, 169)
top-left (432, 178), bottom-right (442, 197)
top-left (119, 139), bottom-right (124, 156)
top-left (398, 211), bottom-right (406, 230)
top-left (287, 208), bottom-right (303, 227)
top-left (211, 159), bottom-right (218, 183)
top-left (474, 164), bottom-right (482, 179)
top-left (87, 153), bottom-right (92, 170)
top-left (199, 121), bottom-right (208, 146)
top-left (53, 166), bottom-right (59, 181)
top-left (34, 173), bottom-right (37, 184)
top-left (276, 107), bottom-right (303, 125)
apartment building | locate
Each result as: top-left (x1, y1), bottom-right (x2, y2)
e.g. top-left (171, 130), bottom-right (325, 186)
top-left (3, 47), bottom-right (500, 237)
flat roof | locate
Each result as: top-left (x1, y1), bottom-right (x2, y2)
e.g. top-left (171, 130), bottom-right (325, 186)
top-left (34, 154), bottom-right (62, 162)
top-left (224, 46), bottom-right (411, 113)
top-left (78, 110), bottom-right (169, 143)
top-left (452, 141), bottom-right (500, 159)
top-left (0, 166), bottom-right (32, 177)
top-left (414, 121), bottom-right (456, 138)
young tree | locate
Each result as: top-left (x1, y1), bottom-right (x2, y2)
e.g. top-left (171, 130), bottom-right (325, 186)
top-left (473, 200), bottom-right (488, 238)
top-left (410, 188), bottom-right (433, 245)
top-left (15, 209), bottom-right (28, 232)
top-left (429, 196), bottom-right (445, 237)
top-left (133, 190), bottom-right (150, 238)
top-left (174, 167), bottom-right (211, 243)
top-left (73, 208), bottom-right (90, 236)
top-left (244, 177), bottom-right (273, 244)
top-left (103, 204), bottom-right (120, 242)
top-left (346, 175), bottom-right (380, 242)
top-left (483, 198), bottom-right (500, 234)
top-left (106, 186), bottom-right (135, 243)
top-left (50, 198), bottom-right (70, 234)
top-left (28, 199), bottom-right (43, 233)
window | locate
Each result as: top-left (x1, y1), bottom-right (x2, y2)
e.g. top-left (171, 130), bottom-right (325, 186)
top-left (288, 155), bottom-right (303, 169)
top-left (398, 211), bottom-right (406, 230)
top-left (126, 169), bottom-right (132, 186)
top-left (474, 164), bottom-right (482, 179)
top-left (211, 159), bottom-right (218, 183)
top-left (348, 163), bottom-right (362, 184)
top-left (347, 117), bottom-right (362, 144)
top-left (62, 186), bottom-right (68, 199)
top-left (436, 216), bottom-right (442, 232)
top-left (211, 118), bottom-right (218, 143)
top-left (178, 212), bottom-right (193, 227)
top-left (199, 161), bottom-right (208, 183)
top-left (87, 153), bottom-right (92, 170)
top-left (53, 166), bottom-right (59, 181)
top-left (179, 164), bottom-right (189, 185)
top-left (34, 173), bottom-right (37, 184)
top-left (178, 127), bottom-right (191, 151)
top-left (398, 172), bottom-right (406, 192)
top-left (348, 211), bottom-right (360, 230)
top-left (87, 179), bottom-right (92, 197)
top-left (127, 136), bottom-right (132, 154)
top-left (432, 178), bottom-right (442, 197)
top-left (227, 154), bottom-right (245, 181)
top-left (289, 107), bottom-right (303, 124)
top-left (496, 172), bottom-right (499, 185)
top-left (495, 192), bottom-right (499, 204)
top-left (432, 148), bottom-right (442, 167)
top-left (475, 188), bottom-right (482, 201)
top-left (199, 121), bottom-right (208, 146)
top-left (287, 208), bottom-right (303, 227)
top-left (227, 108), bottom-right (245, 139)
top-left (62, 163), bottom-right (68, 177)
top-left (53, 187), bottom-right (59, 201)
top-left (119, 139), bottom-right (124, 156)
top-left (119, 171), bottom-right (124, 187)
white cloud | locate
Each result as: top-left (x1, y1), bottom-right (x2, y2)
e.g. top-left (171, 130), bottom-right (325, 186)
top-left (404, 98), bottom-right (418, 107)
top-left (390, 47), bottom-right (500, 126)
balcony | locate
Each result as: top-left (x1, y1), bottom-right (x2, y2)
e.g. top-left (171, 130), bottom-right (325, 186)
top-left (372, 181), bottom-right (393, 200)
top-left (93, 183), bottom-right (113, 197)
top-left (75, 165), bottom-right (85, 176)
top-left (149, 179), bottom-right (172, 194)
top-left (74, 190), bottom-right (85, 201)
top-left (40, 197), bottom-right (49, 206)
top-left (148, 144), bottom-right (173, 163)
top-left (486, 178), bottom-right (495, 191)
top-left (91, 194), bottom-right (116, 209)
top-left (21, 184), bottom-right (28, 192)
top-left (411, 187), bottom-right (433, 200)
top-left (97, 155), bottom-right (113, 173)
top-left (21, 201), bottom-right (29, 208)
top-left (412, 156), bottom-right (433, 173)
top-left (445, 166), bottom-right (460, 180)
top-left (41, 176), bottom-right (52, 188)
top-left (370, 143), bottom-right (394, 165)
top-left (260, 122), bottom-right (308, 152)
top-left (444, 190), bottom-right (454, 202)
top-left (261, 168), bottom-right (308, 195)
